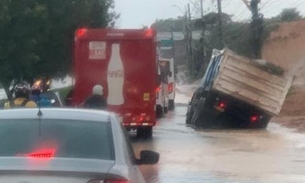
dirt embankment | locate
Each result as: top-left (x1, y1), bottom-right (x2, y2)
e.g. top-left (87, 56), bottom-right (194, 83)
top-left (263, 20), bottom-right (305, 131)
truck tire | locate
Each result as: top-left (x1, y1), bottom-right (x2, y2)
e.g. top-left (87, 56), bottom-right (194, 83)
top-left (191, 98), bottom-right (211, 128)
top-left (156, 105), bottom-right (164, 118)
top-left (186, 107), bottom-right (194, 125)
top-left (163, 106), bottom-right (168, 114)
top-left (137, 127), bottom-right (153, 139)
top-left (168, 100), bottom-right (175, 111)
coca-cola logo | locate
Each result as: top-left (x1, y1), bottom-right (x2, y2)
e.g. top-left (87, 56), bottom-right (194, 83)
top-left (108, 70), bottom-right (124, 78)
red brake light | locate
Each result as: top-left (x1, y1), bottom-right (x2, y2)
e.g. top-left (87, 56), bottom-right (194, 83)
top-left (156, 86), bottom-right (161, 93)
top-left (251, 115), bottom-right (259, 123)
top-left (76, 28), bottom-right (88, 37)
top-left (145, 29), bottom-right (153, 37)
top-left (219, 102), bottom-right (225, 108)
top-left (28, 149), bottom-right (55, 158)
top-left (168, 83), bottom-right (173, 94)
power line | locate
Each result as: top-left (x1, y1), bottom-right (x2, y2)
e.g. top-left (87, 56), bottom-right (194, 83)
top-left (235, 8), bottom-right (249, 19)
top-left (229, 30), bottom-right (251, 47)
top-left (259, 0), bottom-right (273, 10)
top-left (260, 1), bottom-right (285, 17)
top-left (292, 0), bottom-right (305, 8)
top-left (222, 0), bottom-right (232, 9)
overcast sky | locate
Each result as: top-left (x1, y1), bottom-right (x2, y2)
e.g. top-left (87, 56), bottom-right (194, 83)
top-left (114, 0), bottom-right (305, 28)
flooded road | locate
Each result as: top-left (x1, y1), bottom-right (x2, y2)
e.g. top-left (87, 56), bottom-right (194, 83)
top-left (132, 106), bottom-right (305, 183)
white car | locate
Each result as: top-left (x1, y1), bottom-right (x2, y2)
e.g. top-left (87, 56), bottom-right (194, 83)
top-left (0, 108), bottom-right (159, 183)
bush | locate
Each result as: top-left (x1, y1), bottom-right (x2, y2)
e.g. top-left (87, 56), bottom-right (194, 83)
top-left (252, 62), bottom-right (285, 76)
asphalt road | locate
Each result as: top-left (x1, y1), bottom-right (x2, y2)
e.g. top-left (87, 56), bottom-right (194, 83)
top-left (132, 105), bottom-right (305, 183)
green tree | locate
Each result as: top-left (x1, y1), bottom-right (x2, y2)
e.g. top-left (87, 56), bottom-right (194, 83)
top-left (0, 0), bottom-right (118, 100)
top-left (0, 0), bottom-right (48, 99)
top-left (279, 8), bottom-right (302, 22)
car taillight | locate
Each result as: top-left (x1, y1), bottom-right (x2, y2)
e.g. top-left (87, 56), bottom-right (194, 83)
top-left (88, 180), bottom-right (130, 183)
top-left (23, 149), bottom-right (56, 158)
top-left (156, 86), bottom-right (161, 93)
top-left (168, 82), bottom-right (173, 94)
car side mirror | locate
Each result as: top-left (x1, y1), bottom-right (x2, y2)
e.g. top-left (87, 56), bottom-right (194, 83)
top-left (169, 71), bottom-right (172, 77)
top-left (136, 150), bottom-right (159, 165)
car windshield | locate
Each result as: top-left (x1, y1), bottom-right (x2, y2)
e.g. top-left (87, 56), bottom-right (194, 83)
top-left (0, 119), bottom-right (114, 160)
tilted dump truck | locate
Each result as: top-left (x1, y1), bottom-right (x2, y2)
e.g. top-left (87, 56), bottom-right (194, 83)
top-left (186, 49), bottom-right (294, 128)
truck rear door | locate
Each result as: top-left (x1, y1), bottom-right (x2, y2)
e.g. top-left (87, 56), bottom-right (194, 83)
top-left (73, 28), bottom-right (157, 126)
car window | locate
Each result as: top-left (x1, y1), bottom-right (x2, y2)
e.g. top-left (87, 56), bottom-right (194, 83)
top-left (0, 119), bottom-right (114, 160)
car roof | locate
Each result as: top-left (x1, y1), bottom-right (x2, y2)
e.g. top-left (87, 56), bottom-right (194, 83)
top-left (0, 108), bottom-right (111, 122)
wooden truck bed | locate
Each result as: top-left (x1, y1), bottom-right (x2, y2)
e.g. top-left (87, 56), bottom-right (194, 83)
top-left (212, 49), bottom-right (294, 115)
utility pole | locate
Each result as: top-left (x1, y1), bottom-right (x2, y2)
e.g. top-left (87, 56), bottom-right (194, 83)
top-left (170, 26), bottom-right (175, 62)
top-left (250, 0), bottom-right (263, 59)
top-left (187, 3), bottom-right (192, 51)
top-left (187, 3), bottom-right (194, 78)
top-left (200, 0), bottom-right (204, 18)
top-left (217, 0), bottom-right (224, 48)
top-left (199, 0), bottom-right (205, 77)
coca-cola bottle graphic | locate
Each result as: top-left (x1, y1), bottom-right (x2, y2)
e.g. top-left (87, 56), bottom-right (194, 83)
top-left (107, 43), bottom-right (124, 105)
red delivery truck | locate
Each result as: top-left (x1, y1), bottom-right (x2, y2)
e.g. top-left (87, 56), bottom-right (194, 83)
top-left (71, 28), bottom-right (158, 138)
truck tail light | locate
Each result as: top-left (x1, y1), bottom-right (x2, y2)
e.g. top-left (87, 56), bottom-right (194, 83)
top-left (215, 101), bottom-right (226, 109)
top-left (168, 82), bottom-right (173, 94)
top-left (132, 115), bottom-right (151, 123)
top-left (218, 102), bottom-right (226, 108)
top-left (156, 86), bottom-right (161, 93)
top-left (145, 29), bottom-right (153, 37)
top-left (76, 28), bottom-right (88, 37)
top-left (250, 115), bottom-right (259, 123)
top-left (214, 100), bottom-right (226, 112)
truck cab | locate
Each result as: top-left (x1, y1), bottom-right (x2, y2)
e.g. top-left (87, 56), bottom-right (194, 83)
top-left (187, 49), bottom-right (293, 129)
